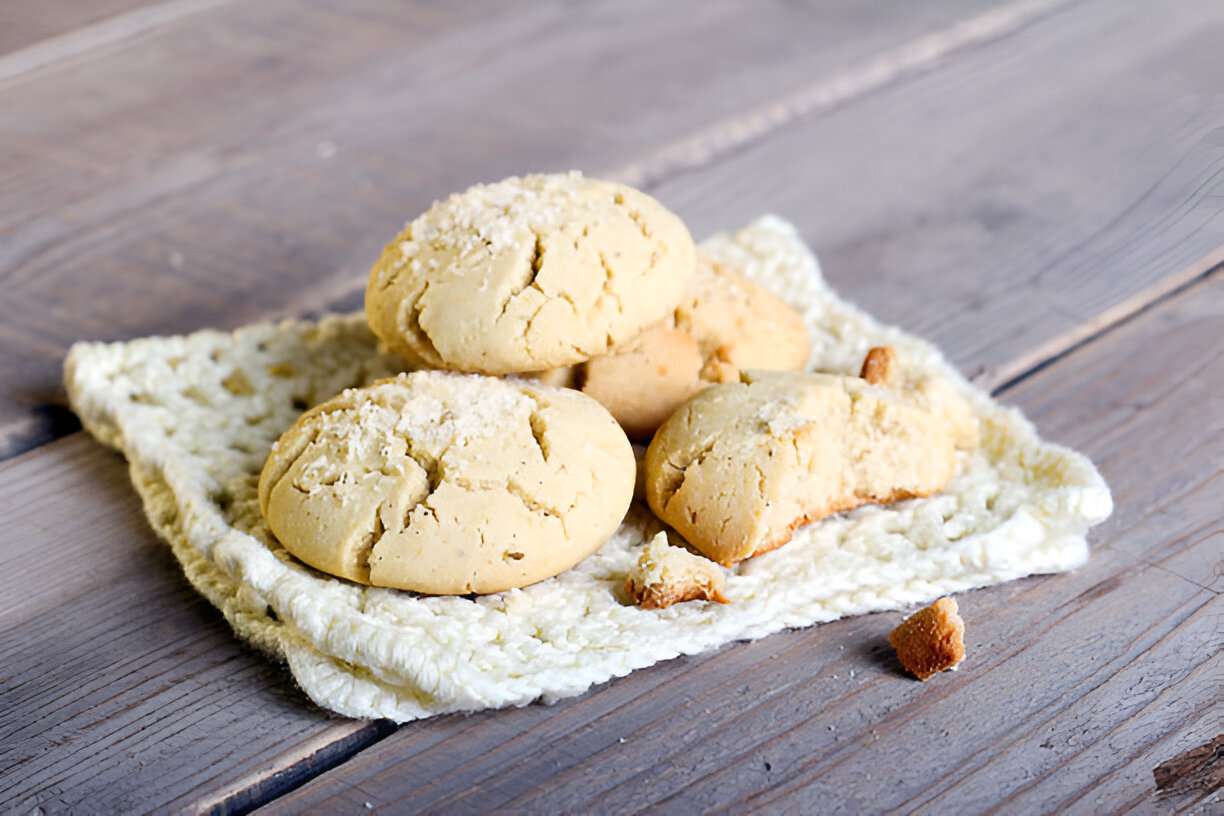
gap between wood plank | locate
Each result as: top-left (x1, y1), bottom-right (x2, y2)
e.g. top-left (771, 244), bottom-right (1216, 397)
top-left (988, 250), bottom-right (1224, 397)
top-left (163, 0), bottom-right (1090, 325)
top-left (0, 0), bottom-right (236, 83)
top-left (237, 0), bottom-right (1099, 346)
top-left (191, 719), bottom-right (396, 816)
top-left (608, 0), bottom-right (1081, 190)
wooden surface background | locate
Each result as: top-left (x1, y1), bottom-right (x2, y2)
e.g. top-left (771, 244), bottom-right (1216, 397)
top-left (0, 0), bottom-right (1219, 813)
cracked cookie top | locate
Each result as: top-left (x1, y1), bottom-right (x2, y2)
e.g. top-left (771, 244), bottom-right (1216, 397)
top-left (365, 171), bottom-right (697, 374)
top-left (258, 370), bottom-right (635, 594)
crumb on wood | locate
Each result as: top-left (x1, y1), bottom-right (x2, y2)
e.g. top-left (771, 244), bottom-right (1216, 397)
top-left (888, 596), bottom-right (965, 680)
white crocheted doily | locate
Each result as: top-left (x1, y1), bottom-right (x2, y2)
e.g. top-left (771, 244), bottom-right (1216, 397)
top-left (65, 216), bottom-right (1112, 722)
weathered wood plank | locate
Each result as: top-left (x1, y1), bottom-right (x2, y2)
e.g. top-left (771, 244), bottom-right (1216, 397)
top-left (1150, 733), bottom-right (1224, 810)
top-left (254, 270), bottom-right (1221, 811)
top-left (0, 434), bottom-right (393, 814)
top-left (956, 622), bottom-right (1220, 814)
top-left (0, 0), bottom-right (1068, 459)
top-left (12, 0), bottom-right (1206, 454)
top-left (651, 0), bottom-right (1224, 392)
top-left (0, 0), bottom-right (179, 61)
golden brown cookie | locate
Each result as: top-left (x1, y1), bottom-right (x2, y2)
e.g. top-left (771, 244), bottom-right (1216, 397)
top-left (555, 258), bottom-right (810, 439)
top-left (677, 258), bottom-right (811, 383)
top-left (644, 367), bottom-right (960, 566)
top-left (889, 597), bottom-right (966, 680)
top-left (365, 172), bottom-right (696, 375)
top-left (258, 371), bottom-right (635, 594)
top-left (579, 326), bottom-right (704, 440)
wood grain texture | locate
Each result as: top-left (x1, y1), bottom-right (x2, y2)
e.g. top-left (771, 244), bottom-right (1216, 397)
top-left (256, 274), bottom-right (1221, 812)
top-left (0, 0), bottom-right (1041, 460)
top-left (0, 0), bottom-right (180, 61)
top-left (652, 0), bottom-right (1224, 392)
top-left (609, 0), bottom-right (1076, 191)
top-left (0, 435), bottom-right (393, 814)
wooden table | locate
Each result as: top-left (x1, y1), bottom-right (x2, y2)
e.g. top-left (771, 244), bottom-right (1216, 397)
top-left (1, 1), bottom-right (1220, 812)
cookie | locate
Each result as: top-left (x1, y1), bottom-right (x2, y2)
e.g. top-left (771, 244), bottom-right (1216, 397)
top-left (625, 532), bottom-right (728, 609)
top-left (889, 596), bottom-right (966, 680)
top-left (677, 257), bottom-right (811, 383)
top-left (908, 371), bottom-right (979, 451)
top-left (644, 366), bottom-right (960, 566)
top-left (579, 326), bottom-right (704, 440)
top-left (365, 172), bottom-right (696, 375)
top-left (859, 345), bottom-right (899, 387)
top-left (258, 370), bottom-right (635, 594)
top-left (550, 257), bottom-right (811, 439)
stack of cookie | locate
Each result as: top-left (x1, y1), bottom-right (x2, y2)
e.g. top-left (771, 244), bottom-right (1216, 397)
top-left (259, 172), bottom-right (976, 603)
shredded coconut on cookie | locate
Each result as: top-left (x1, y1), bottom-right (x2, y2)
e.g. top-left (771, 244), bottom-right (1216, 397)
top-left (365, 172), bottom-right (697, 375)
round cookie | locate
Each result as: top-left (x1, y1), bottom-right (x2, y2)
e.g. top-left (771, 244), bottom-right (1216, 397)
top-left (366, 172), bottom-right (697, 375)
top-left (258, 371), bottom-right (635, 594)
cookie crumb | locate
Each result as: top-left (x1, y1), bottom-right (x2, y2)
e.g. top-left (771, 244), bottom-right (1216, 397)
top-left (889, 596), bottom-right (965, 680)
top-left (626, 533), bottom-right (728, 609)
top-left (860, 345), bottom-right (899, 387)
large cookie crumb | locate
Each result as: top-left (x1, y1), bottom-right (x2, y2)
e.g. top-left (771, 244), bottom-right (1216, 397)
top-left (889, 597), bottom-right (966, 680)
top-left (625, 532), bottom-right (728, 609)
